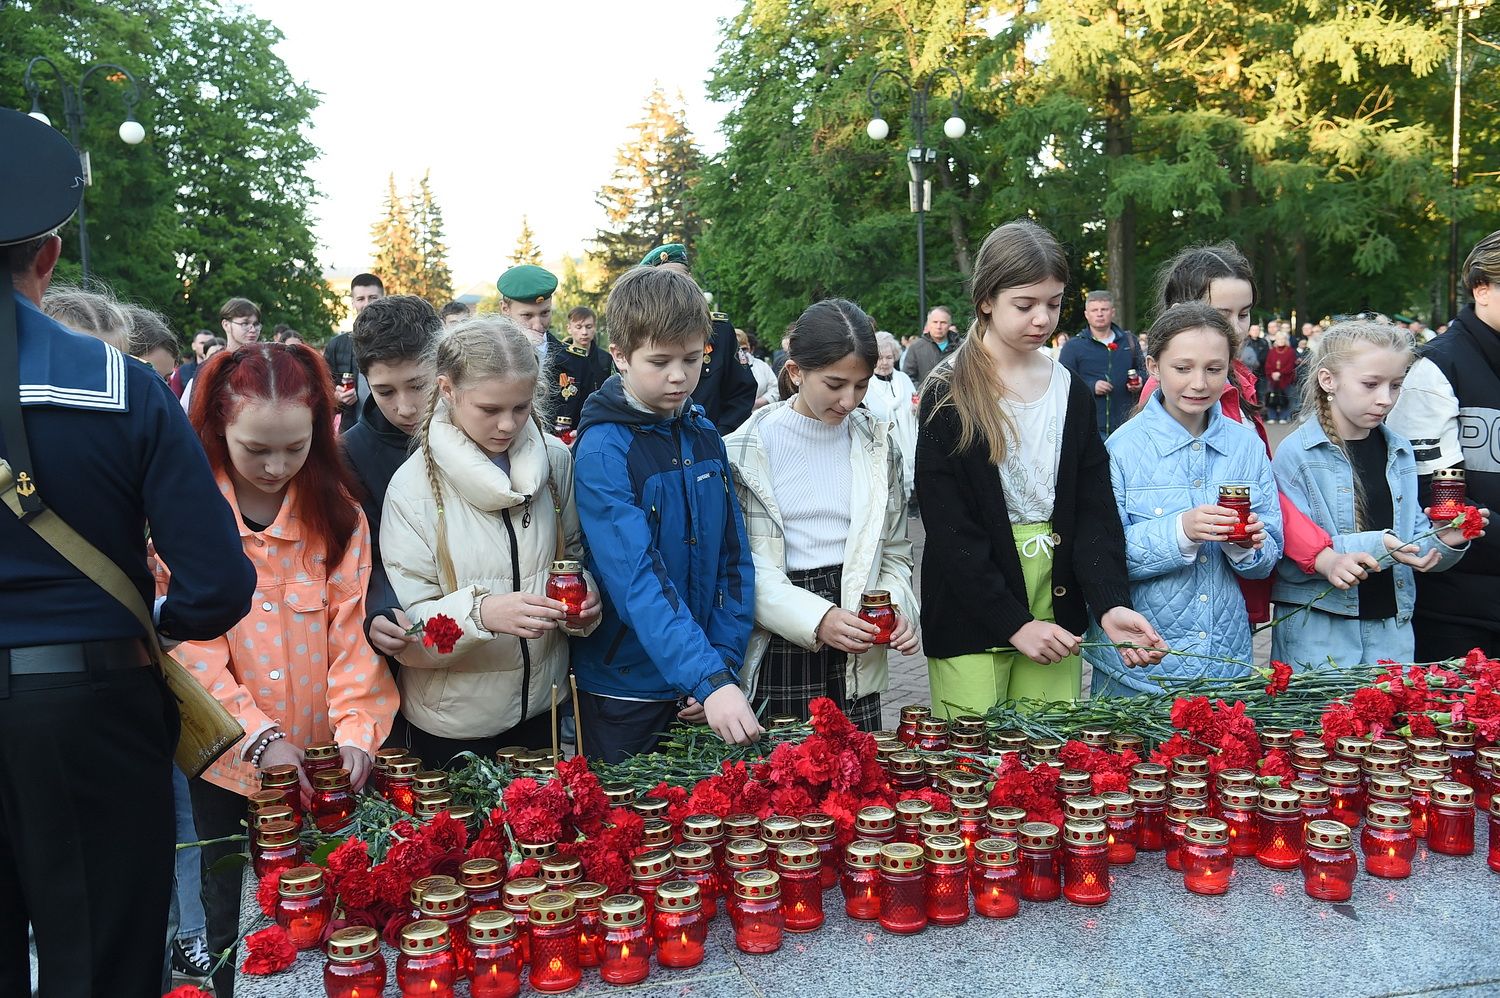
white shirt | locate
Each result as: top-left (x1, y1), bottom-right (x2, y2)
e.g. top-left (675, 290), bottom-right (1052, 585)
top-left (761, 403), bottom-right (852, 571)
top-left (997, 361), bottom-right (1070, 525)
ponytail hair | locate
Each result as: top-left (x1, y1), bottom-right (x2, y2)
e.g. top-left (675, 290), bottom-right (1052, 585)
top-left (777, 298), bottom-right (878, 400)
top-left (189, 342), bottom-right (360, 567)
top-left (1302, 318), bottom-right (1417, 530)
top-left (418, 316), bottom-right (541, 591)
top-left (925, 220), bottom-right (1069, 464)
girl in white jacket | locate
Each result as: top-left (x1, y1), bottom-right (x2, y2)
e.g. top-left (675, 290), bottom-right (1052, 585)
top-left (861, 330), bottom-right (919, 501)
top-left (381, 318), bottom-right (600, 764)
top-left (725, 299), bottom-right (919, 731)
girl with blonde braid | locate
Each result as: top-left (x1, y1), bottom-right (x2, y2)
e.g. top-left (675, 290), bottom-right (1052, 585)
top-left (1270, 321), bottom-right (1485, 669)
top-left (380, 318), bottom-right (601, 763)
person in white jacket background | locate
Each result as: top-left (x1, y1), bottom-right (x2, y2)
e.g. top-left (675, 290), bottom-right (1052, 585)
top-left (725, 299), bottom-right (920, 731)
top-left (381, 318), bottom-right (601, 764)
top-left (861, 330), bottom-right (919, 502)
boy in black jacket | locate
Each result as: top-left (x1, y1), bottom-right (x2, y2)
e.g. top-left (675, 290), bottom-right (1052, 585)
top-left (343, 294), bottom-right (442, 673)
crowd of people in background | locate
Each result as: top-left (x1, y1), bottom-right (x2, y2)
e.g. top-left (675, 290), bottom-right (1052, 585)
top-left (14, 207), bottom-right (1500, 996)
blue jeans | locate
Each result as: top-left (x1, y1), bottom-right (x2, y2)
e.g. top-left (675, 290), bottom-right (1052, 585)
top-left (171, 765), bottom-right (206, 939)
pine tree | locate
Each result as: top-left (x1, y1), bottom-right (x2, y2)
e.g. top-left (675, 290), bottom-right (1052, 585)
top-left (409, 170), bottom-right (454, 305)
top-left (510, 216), bottom-right (543, 266)
top-left (593, 86), bottom-right (705, 283)
top-left (370, 174), bottom-right (423, 295)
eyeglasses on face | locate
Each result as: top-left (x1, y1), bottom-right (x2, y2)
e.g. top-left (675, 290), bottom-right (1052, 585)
top-left (228, 318), bottom-right (262, 328)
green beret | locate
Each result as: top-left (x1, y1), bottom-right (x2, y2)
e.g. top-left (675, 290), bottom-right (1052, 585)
top-left (497, 264), bottom-right (557, 303)
top-left (641, 243), bottom-right (688, 268)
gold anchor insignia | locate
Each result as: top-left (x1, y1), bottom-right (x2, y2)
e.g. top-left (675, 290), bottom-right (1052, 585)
top-left (16, 472), bottom-right (36, 498)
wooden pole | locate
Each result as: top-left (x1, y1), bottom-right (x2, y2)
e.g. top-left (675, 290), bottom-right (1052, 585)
top-left (569, 673), bottom-right (584, 760)
top-left (550, 684), bottom-right (560, 764)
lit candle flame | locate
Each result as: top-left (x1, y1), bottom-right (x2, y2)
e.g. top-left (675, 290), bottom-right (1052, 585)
top-left (621, 943), bottom-right (630, 959)
top-left (549, 957), bottom-right (563, 973)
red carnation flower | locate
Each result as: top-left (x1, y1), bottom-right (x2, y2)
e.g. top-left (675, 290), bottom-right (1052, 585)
top-left (164, 987), bottom-right (215, 998)
top-left (255, 869), bottom-right (280, 918)
top-left (1449, 504), bottom-right (1485, 541)
top-left (240, 924), bottom-right (296, 975)
top-left (1265, 660), bottom-right (1292, 697)
top-left (420, 613), bottom-right (463, 654)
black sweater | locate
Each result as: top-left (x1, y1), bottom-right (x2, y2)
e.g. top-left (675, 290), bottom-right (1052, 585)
top-left (915, 373), bottom-right (1135, 659)
top-left (341, 394), bottom-right (414, 632)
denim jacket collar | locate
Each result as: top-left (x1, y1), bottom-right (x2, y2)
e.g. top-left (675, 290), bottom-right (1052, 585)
top-left (1140, 390), bottom-right (1238, 457)
top-left (1293, 417), bottom-right (1412, 463)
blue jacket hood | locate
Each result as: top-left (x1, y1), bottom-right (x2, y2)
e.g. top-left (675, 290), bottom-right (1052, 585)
top-left (575, 375), bottom-right (710, 438)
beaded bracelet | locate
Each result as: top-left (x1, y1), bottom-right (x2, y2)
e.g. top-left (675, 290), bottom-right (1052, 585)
top-left (251, 730), bottom-right (287, 769)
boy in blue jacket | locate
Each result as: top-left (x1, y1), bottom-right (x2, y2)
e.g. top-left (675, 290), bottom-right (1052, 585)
top-left (571, 265), bottom-right (761, 762)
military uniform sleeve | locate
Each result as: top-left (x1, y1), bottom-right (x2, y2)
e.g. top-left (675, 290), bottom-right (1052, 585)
top-left (138, 371), bottom-right (255, 641)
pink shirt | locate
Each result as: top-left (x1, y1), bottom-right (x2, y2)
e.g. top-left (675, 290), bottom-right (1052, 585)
top-left (171, 473), bottom-right (397, 797)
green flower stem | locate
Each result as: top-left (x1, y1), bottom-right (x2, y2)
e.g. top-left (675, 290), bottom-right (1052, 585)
top-left (175, 833), bottom-right (247, 850)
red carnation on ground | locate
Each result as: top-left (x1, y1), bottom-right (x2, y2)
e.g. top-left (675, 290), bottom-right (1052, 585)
top-left (1406, 713), bottom-right (1439, 739)
top-left (255, 869), bottom-right (280, 918)
top-left (326, 837), bottom-right (371, 880)
top-left (419, 613), bottom-right (463, 654)
top-left (647, 782), bottom-right (691, 828)
top-left (467, 806), bottom-right (513, 864)
top-left (1265, 660), bottom-right (1292, 697)
top-left (1258, 749), bottom-right (1295, 788)
top-left (164, 987), bottom-right (215, 998)
top-left (240, 924), bottom-right (296, 975)
top-left (987, 754), bottom-right (1063, 827)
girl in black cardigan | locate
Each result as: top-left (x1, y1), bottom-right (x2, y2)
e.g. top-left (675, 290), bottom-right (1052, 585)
top-left (916, 221), bottom-right (1166, 713)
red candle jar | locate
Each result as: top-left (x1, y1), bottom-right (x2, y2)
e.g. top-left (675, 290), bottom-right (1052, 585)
top-left (1441, 724), bottom-right (1478, 788)
top-left (1169, 776), bottom-right (1209, 804)
top-left (264, 875), bottom-right (322, 951)
top-left (252, 819), bottom-right (303, 880)
top-left (915, 716), bottom-right (950, 752)
top-left (413, 766), bottom-right (448, 796)
top-left (1170, 754), bottom-right (1210, 779)
top-left (1334, 736), bottom-right (1373, 765)
top-left (1292, 779), bottom-right (1332, 839)
top-left (1060, 819), bottom-right (1111, 907)
top-left (1255, 788), bottom-right (1303, 870)
top-left (985, 806), bottom-right (1027, 842)
top-left (1413, 750), bottom-right (1453, 778)
top-left (924, 835), bottom-right (971, 925)
top-left (855, 805), bottom-right (897, 844)
top-left (303, 741), bottom-right (340, 779)
top-left (842, 840), bottom-right (883, 920)
top-left (760, 813), bottom-right (801, 845)
top-left (323, 925), bottom-right (386, 998)
top-left (877, 842), bottom-right (927, 934)
top-left (1129, 779), bottom-right (1168, 852)
top-left (372, 747), bottom-right (407, 798)
top-left (540, 854), bottom-right (584, 893)
top-left (527, 890), bottom-right (581, 993)
top-left (1367, 773), bottom-right (1412, 810)
top-left (972, 838), bottom-right (1020, 919)
top-left (248, 789), bottom-right (301, 832)
top-left (887, 752), bottom-right (929, 792)
top-left (1427, 780), bottom-right (1476, 856)
top-left (310, 766), bottom-right (355, 834)
top-left (919, 810), bottom-right (960, 842)
top-left (598, 895), bottom-right (650, 984)
top-left (1320, 761), bottom-right (1365, 827)
top-left (1017, 822), bottom-right (1061, 902)
top-left (1100, 792), bottom-right (1138, 864)
top-left (897, 705), bottom-right (930, 746)
top-left (725, 838), bottom-right (770, 881)
top-left (1062, 795), bottom-right (1105, 823)
top-left (629, 847), bottom-right (675, 917)
top-left (500, 877), bottom-right (545, 965)
top-left (1476, 747), bottom-right (1500, 810)
top-left (1164, 797), bottom-right (1207, 871)
top-left (683, 813), bottom-right (727, 878)
top-left (1057, 769), bottom-right (1094, 799)
top-left (671, 842), bottom-right (720, 920)
top-left (567, 882), bottom-right (607, 968)
top-left (632, 796), bottom-right (670, 821)
top-left (789, 815), bottom-right (835, 892)
top-left (1360, 802), bottom-right (1416, 879)
top-left (1302, 820), bottom-right (1357, 902)
top-left (460, 858), bottom-right (505, 914)
top-left (775, 840), bottom-right (825, 932)
top-left (386, 758), bottom-right (420, 814)
top-left (1218, 787), bottom-right (1261, 858)
top-left (1126, 367), bottom-right (1143, 392)
top-left (546, 560), bottom-right (588, 621)
top-left (951, 795), bottom-right (989, 856)
top-left (409, 874), bottom-right (458, 929)
top-left (1489, 796), bottom-right (1500, 873)
top-left (1261, 728), bottom-right (1294, 751)
top-left (1406, 767), bottom-right (1443, 839)
top-left (1429, 466), bottom-right (1467, 519)
top-left (858, 589), bottom-right (898, 644)
top-left (467, 911), bottom-right (521, 998)
top-left (1181, 817), bottom-right (1233, 895)
top-left (1028, 737), bottom-right (1064, 766)
top-left (1293, 749), bottom-right (1331, 784)
top-left (1363, 753), bottom-right (1405, 784)
top-left (731, 870), bottom-right (784, 954)
top-left (1218, 484), bottom-right (1252, 543)
top-left (396, 919), bottom-right (457, 998)
top-left (654, 880), bottom-right (708, 968)
top-left (419, 883), bottom-right (473, 978)
top-left (259, 764), bottom-right (300, 810)
top-left (895, 799), bottom-right (933, 844)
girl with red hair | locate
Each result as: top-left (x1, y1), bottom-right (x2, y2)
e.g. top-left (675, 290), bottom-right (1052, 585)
top-left (172, 342), bottom-right (397, 997)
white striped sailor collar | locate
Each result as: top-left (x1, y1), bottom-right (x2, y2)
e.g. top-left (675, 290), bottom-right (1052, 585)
top-left (15, 292), bottom-right (127, 411)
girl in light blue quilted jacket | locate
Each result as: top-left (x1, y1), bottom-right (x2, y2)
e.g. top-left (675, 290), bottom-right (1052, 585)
top-left (1087, 303), bottom-right (1283, 696)
top-left (1270, 320), bottom-right (1477, 670)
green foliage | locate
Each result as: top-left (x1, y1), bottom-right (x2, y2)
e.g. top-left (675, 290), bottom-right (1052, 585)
top-left (369, 171), bottom-right (453, 306)
top-left (0, 0), bottom-right (340, 338)
top-left (410, 170), bottom-right (454, 306)
top-left (509, 214), bottom-right (542, 266)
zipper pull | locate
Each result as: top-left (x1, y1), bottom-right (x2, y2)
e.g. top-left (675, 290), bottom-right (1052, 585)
top-left (522, 495), bottom-right (533, 528)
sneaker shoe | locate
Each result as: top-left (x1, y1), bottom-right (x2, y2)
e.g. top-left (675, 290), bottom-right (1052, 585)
top-left (172, 935), bottom-right (214, 979)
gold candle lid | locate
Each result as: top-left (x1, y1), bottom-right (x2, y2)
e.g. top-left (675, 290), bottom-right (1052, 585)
top-left (501, 877), bottom-right (546, 908)
top-left (655, 879), bottom-right (703, 912)
top-left (924, 833), bottom-right (968, 864)
top-left (1018, 822), bottom-right (1060, 850)
top-left (528, 890), bottom-right (577, 923)
top-left (672, 841), bottom-right (714, 871)
top-left (1430, 780), bottom-right (1474, 807)
top-left (419, 883), bottom-right (469, 917)
top-left (1062, 819), bottom-right (1108, 847)
top-left (1057, 769), bottom-right (1094, 794)
top-left (1432, 466), bottom-right (1466, 481)
top-left (1366, 774), bottom-right (1412, 801)
top-left (599, 894), bottom-right (647, 926)
top-left (259, 764), bottom-right (298, 788)
top-left (303, 742), bottom-right (339, 762)
top-left (549, 559), bottom-right (582, 574)
top-left (254, 818), bottom-right (298, 847)
top-left (311, 767), bottom-right (350, 790)
top-left (974, 837), bottom-right (1018, 866)
top-left (1259, 787), bottom-right (1301, 814)
top-left (683, 813), bottom-right (724, 839)
top-left (860, 589), bottom-right (893, 607)
top-left (733, 869), bottom-right (781, 900)
top-left (413, 770), bottom-right (448, 792)
top-left (399, 918), bottom-right (451, 956)
top-left (1219, 786), bottom-right (1260, 810)
top-left (845, 840), bottom-right (883, 869)
top-left (1364, 801), bottom-right (1412, 830)
top-left (1078, 725), bottom-right (1114, 746)
top-left (467, 910), bottom-right (517, 944)
top-left (761, 814), bottom-right (802, 842)
top-left (277, 865), bottom-right (324, 897)
top-left (895, 799), bottom-right (933, 823)
top-left (632, 797), bottom-right (670, 819)
top-left (800, 813), bottom-right (837, 840)
top-left (570, 881), bottom-right (609, 909)
top-left (541, 855), bottom-right (583, 885)
top-left (919, 810), bottom-right (960, 837)
top-left (1170, 754), bottom-right (1209, 777)
top-left (877, 842), bottom-right (925, 873)
top-left (952, 794), bottom-right (990, 819)
top-left (899, 705), bottom-right (932, 723)
top-left (952, 713), bottom-right (988, 735)
top-left (1182, 817), bottom-right (1229, 846)
top-left (1166, 797), bottom-right (1208, 823)
top-left (252, 804), bottom-right (295, 829)
top-left (1128, 779), bottom-right (1167, 804)
top-left (1100, 791), bottom-right (1136, 816)
top-left (1291, 779), bottom-right (1330, 805)
top-left (373, 747), bottom-right (408, 768)
top-left (1131, 762), bottom-right (1169, 781)
top-left (1304, 819), bottom-right (1353, 850)
top-left (459, 858), bottom-right (502, 889)
top-left (325, 925), bottom-right (379, 961)
top-left (387, 758), bottom-right (421, 777)
top-left (1062, 795), bottom-right (1106, 822)
top-left (410, 874), bottom-right (458, 909)
top-left (775, 840), bottom-right (820, 870)
top-left (630, 848), bottom-right (674, 879)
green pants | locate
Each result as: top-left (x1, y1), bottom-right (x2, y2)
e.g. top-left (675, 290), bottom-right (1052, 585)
top-left (928, 521), bottom-right (1081, 716)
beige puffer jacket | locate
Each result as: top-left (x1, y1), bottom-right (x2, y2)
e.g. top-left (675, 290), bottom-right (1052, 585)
top-left (381, 406), bottom-right (597, 739)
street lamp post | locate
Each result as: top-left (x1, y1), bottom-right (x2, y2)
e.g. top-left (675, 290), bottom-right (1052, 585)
top-left (1435, 0), bottom-right (1490, 321)
top-left (22, 56), bottom-right (147, 282)
top-left (866, 68), bottom-right (966, 335)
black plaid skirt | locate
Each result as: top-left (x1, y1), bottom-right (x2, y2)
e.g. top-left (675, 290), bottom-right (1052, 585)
top-left (758, 564), bottom-right (882, 732)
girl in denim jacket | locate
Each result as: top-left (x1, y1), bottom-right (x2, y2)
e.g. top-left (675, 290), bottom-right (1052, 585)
top-left (1087, 303), bottom-right (1283, 696)
top-left (1270, 321), bottom-right (1483, 669)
